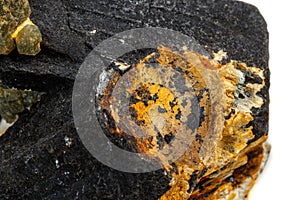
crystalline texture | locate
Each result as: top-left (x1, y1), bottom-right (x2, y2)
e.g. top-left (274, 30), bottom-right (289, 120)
top-left (0, 0), bottom-right (42, 55)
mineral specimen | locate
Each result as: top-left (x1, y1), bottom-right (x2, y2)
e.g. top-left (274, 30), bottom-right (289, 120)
top-left (0, 0), bottom-right (269, 199)
top-left (0, 81), bottom-right (42, 136)
top-left (97, 46), bottom-right (270, 200)
top-left (0, 0), bottom-right (42, 55)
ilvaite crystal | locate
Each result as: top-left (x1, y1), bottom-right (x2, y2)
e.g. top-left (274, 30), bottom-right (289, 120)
top-left (97, 46), bottom-right (270, 200)
top-left (0, 0), bottom-right (42, 55)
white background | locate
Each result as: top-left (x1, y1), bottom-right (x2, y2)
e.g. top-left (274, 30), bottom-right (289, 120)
top-left (241, 1), bottom-right (300, 199)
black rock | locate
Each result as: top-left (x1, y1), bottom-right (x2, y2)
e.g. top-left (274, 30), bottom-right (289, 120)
top-left (0, 0), bottom-right (269, 199)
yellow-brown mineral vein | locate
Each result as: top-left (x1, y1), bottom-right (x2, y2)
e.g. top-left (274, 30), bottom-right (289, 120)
top-left (155, 47), bottom-right (267, 200)
top-left (98, 45), bottom-right (269, 200)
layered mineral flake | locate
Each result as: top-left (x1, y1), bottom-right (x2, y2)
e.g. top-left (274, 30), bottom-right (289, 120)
top-left (97, 46), bottom-right (270, 200)
top-left (0, 81), bottom-right (42, 136)
top-left (0, 0), bottom-right (42, 55)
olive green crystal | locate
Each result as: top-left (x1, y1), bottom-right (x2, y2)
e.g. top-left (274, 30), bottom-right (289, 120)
top-left (0, 81), bottom-right (42, 136)
top-left (0, 0), bottom-right (42, 55)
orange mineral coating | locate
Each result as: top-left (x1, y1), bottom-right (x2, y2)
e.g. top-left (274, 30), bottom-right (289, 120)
top-left (99, 46), bottom-right (269, 200)
top-left (130, 83), bottom-right (181, 127)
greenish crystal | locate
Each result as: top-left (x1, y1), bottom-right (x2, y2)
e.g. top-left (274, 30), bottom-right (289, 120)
top-left (0, 81), bottom-right (42, 124)
top-left (0, 0), bottom-right (42, 55)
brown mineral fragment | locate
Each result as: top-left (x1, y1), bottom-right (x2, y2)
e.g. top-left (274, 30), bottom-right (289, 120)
top-left (0, 0), bottom-right (42, 55)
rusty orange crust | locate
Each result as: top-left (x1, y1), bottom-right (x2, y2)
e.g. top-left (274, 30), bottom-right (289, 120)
top-left (130, 84), bottom-right (181, 127)
top-left (99, 46), bottom-right (269, 200)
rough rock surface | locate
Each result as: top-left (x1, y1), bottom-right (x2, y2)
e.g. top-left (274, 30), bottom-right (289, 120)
top-left (0, 0), bottom-right (269, 199)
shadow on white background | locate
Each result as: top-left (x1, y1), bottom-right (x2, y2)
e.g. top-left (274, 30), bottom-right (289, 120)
top-left (241, 0), bottom-right (299, 199)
